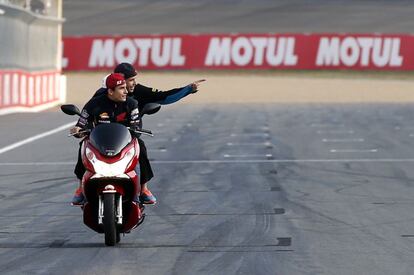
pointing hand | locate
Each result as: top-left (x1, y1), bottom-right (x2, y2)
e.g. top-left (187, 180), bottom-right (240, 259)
top-left (191, 79), bottom-right (206, 93)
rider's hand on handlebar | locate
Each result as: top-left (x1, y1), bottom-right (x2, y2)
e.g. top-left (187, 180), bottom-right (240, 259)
top-left (190, 79), bottom-right (206, 93)
top-left (70, 126), bottom-right (86, 138)
top-left (129, 120), bottom-right (141, 131)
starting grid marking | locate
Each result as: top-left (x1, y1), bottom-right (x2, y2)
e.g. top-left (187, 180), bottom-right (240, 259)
top-left (317, 130), bottom-right (355, 134)
top-left (223, 154), bottom-right (273, 158)
top-left (322, 138), bottom-right (365, 143)
top-left (3, 158), bottom-right (414, 166)
top-left (330, 149), bottom-right (378, 153)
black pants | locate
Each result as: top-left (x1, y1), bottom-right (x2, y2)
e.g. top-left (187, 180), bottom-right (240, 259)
top-left (74, 138), bottom-right (154, 184)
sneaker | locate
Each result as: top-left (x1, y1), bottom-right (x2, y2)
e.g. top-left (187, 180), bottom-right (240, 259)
top-left (132, 194), bottom-right (140, 204)
top-left (140, 189), bottom-right (156, 205)
top-left (71, 187), bottom-right (85, 205)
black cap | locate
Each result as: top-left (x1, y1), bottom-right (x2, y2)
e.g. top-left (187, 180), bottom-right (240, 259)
top-left (114, 63), bottom-right (137, 79)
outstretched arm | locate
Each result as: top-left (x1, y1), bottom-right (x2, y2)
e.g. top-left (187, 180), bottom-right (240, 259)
top-left (135, 79), bottom-right (206, 105)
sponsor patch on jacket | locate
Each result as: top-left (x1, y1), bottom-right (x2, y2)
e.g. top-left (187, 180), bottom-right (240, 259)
top-left (131, 108), bottom-right (138, 115)
top-left (78, 117), bottom-right (87, 126)
top-left (99, 112), bottom-right (109, 119)
top-left (81, 109), bottom-right (89, 118)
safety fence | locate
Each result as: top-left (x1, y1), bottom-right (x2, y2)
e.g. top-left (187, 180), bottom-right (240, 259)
top-left (0, 1), bottom-right (64, 115)
top-left (62, 33), bottom-right (413, 71)
top-left (0, 70), bottom-right (65, 115)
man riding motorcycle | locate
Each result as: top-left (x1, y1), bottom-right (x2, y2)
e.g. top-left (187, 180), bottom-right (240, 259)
top-left (71, 73), bottom-right (142, 204)
top-left (72, 62), bottom-right (205, 205)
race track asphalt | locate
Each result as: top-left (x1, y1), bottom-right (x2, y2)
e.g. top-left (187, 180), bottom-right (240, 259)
top-left (1, 103), bottom-right (414, 274)
top-left (63, 0), bottom-right (414, 35)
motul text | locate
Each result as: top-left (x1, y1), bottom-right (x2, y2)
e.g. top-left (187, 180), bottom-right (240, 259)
top-left (63, 33), bottom-right (414, 71)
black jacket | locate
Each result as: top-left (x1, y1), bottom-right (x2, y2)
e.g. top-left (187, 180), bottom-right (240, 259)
top-left (93, 83), bottom-right (193, 111)
top-left (76, 94), bottom-right (139, 129)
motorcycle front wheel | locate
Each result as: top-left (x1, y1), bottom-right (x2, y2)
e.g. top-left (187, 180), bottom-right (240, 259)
top-left (103, 193), bottom-right (116, 246)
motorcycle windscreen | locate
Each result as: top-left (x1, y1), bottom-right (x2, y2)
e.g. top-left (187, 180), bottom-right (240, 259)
top-left (89, 123), bottom-right (132, 156)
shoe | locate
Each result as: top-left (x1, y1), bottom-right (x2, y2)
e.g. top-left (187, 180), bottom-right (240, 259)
top-left (139, 189), bottom-right (156, 205)
top-left (132, 194), bottom-right (140, 204)
top-left (71, 186), bottom-right (85, 205)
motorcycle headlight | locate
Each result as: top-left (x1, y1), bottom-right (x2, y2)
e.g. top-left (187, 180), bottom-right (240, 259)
top-left (87, 146), bottom-right (135, 178)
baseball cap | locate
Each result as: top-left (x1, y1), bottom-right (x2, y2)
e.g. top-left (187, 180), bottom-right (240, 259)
top-left (105, 73), bottom-right (125, 90)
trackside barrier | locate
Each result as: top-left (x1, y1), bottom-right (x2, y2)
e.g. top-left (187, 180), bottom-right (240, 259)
top-left (63, 33), bottom-right (414, 71)
top-left (0, 2), bottom-right (64, 115)
top-left (0, 70), bottom-right (66, 115)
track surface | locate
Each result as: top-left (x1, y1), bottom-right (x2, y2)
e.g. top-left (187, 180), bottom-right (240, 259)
top-left (63, 0), bottom-right (414, 35)
top-left (1, 104), bottom-right (414, 274)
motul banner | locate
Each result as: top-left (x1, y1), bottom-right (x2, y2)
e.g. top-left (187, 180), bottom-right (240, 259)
top-left (63, 33), bottom-right (414, 71)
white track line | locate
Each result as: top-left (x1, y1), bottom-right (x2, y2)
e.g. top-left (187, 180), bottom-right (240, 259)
top-left (227, 142), bottom-right (273, 146)
top-left (230, 133), bottom-right (269, 137)
top-left (330, 149), bottom-right (378, 153)
top-left (223, 154), bottom-right (273, 158)
top-left (317, 130), bottom-right (354, 134)
top-left (0, 121), bottom-right (75, 155)
top-left (322, 138), bottom-right (365, 143)
top-left (3, 158), bottom-right (414, 165)
top-left (148, 149), bottom-right (168, 152)
top-left (310, 124), bottom-right (345, 128)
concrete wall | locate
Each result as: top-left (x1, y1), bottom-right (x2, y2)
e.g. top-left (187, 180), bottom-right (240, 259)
top-left (0, 1), bottom-right (65, 114)
top-left (0, 2), bottom-right (63, 71)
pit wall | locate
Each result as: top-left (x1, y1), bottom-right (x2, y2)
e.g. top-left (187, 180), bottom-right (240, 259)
top-left (63, 33), bottom-right (414, 71)
top-left (0, 2), bottom-right (65, 115)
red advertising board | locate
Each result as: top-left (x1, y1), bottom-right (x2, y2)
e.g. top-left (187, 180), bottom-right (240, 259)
top-left (63, 33), bottom-right (414, 71)
top-left (0, 70), bottom-right (65, 115)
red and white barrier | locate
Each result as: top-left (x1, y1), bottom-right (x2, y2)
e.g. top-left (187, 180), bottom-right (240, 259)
top-left (62, 33), bottom-right (414, 71)
top-left (0, 70), bottom-right (66, 115)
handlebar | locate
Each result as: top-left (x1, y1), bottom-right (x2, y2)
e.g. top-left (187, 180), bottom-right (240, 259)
top-left (68, 127), bottom-right (154, 138)
top-left (128, 127), bottom-right (154, 137)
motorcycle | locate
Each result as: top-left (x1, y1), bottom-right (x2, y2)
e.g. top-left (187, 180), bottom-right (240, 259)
top-left (61, 103), bottom-right (161, 246)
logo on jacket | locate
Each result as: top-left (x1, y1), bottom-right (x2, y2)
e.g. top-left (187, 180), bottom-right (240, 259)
top-left (99, 112), bottom-right (109, 119)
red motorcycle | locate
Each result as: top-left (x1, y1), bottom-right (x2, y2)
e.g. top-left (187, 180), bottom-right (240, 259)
top-left (61, 103), bottom-right (160, 246)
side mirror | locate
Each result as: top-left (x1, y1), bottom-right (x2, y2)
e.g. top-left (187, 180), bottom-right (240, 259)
top-left (61, 104), bottom-right (81, 116)
top-left (139, 103), bottom-right (161, 118)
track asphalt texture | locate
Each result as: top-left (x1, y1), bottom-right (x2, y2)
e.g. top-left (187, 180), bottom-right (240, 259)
top-left (1, 104), bottom-right (414, 274)
top-left (3, 1), bottom-right (414, 273)
top-left (63, 0), bottom-right (414, 35)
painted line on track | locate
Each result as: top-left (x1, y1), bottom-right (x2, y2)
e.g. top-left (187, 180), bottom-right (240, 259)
top-left (230, 133), bottom-right (270, 137)
top-left (0, 121), bottom-right (75, 155)
top-left (4, 158), bottom-right (414, 166)
top-left (322, 138), bottom-right (365, 143)
top-left (148, 148), bottom-right (168, 152)
top-left (330, 149), bottom-right (378, 153)
top-left (223, 154), bottom-right (273, 158)
top-left (317, 130), bottom-right (354, 134)
top-left (311, 123), bottom-right (345, 128)
top-left (227, 142), bottom-right (273, 146)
